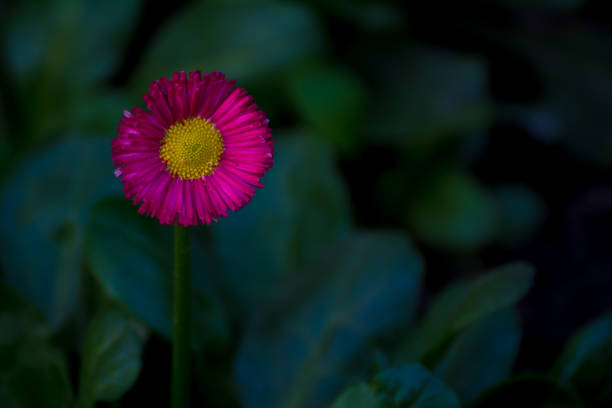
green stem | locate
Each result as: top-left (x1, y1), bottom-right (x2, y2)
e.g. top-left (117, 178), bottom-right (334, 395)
top-left (172, 224), bottom-right (191, 408)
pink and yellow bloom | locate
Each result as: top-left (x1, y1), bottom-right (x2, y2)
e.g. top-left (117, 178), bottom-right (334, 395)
top-left (112, 71), bottom-right (273, 226)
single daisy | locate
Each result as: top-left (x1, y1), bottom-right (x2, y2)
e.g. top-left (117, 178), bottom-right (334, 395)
top-left (112, 71), bottom-right (273, 226)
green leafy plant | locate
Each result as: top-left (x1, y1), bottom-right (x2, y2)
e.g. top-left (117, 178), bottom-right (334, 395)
top-left (1, 0), bottom-right (610, 407)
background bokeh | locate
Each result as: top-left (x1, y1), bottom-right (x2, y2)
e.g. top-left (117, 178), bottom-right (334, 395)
top-left (1, 0), bottom-right (612, 407)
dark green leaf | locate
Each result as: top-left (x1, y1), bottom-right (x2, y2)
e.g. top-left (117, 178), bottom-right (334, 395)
top-left (494, 184), bottom-right (546, 247)
top-left (0, 283), bottom-right (44, 317)
top-left (2, 344), bottom-right (73, 408)
top-left (362, 45), bottom-right (490, 146)
top-left (372, 364), bottom-right (460, 408)
top-left (330, 364), bottom-right (460, 408)
top-left (0, 137), bottom-right (121, 328)
top-left (0, 312), bottom-right (48, 373)
top-left (235, 232), bottom-right (424, 408)
top-left (407, 170), bottom-right (500, 251)
top-left (434, 308), bottom-right (521, 403)
top-left (212, 133), bottom-right (352, 312)
top-left (86, 198), bottom-right (229, 348)
top-left (5, 0), bottom-right (142, 84)
top-left (330, 383), bottom-right (382, 408)
top-left (132, 1), bottom-right (323, 89)
top-left (471, 375), bottom-right (583, 408)
top-left (396, 262), bottom-right (533, 362)
top-left (68, 90), bottom-right (131, 134)
top-left (190, 283), bottom-right (231, 352)
top-left (78, 307), bottom-right (147, 405)
top-left (0, 285), bottom-right (49, 374)
top-left (287, 64), bottom-right (366, 151)
top-left (86, 198), bottom-right (172, 336)
top-left (5, 0), bottom-right (142, 145)
top-left (553, 314), bottom-right (612, 408)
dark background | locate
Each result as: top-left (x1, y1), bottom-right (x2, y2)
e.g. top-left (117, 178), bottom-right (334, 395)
top-left (1, 0), bottom-right (611, 407)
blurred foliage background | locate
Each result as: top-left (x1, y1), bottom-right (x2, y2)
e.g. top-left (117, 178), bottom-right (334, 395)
top-left (1, 0), bottom-right (612, 407)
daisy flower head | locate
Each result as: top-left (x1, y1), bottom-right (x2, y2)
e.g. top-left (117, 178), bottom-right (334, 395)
top-left (112, 71), bottom-right (274, 226)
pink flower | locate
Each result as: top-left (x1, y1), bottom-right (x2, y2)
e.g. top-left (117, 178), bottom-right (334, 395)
top-left (112, 71), bottom-right (273, 226)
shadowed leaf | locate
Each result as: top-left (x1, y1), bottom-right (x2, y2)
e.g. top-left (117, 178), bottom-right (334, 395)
top-left (494, 184), bottom-right (546, 247)
top-left (2, 344), bottom-right (73, 408)
top-left (330, 364), bottom-right (460, 408)
top-left (78, 307), bottom-right (147, 405)
top-left (396, 262), bottom-right (533, 362)
top-left (288, 64), bottom-right (366, 151)
top-left (86, 198), bottom-right (229, 349)
top-left (372, 364), bottom-right (460, 408)
top-left (235, 232), bottom-right (423, 408)
top-left (330, 383), bottom-right (382, 408)
top-left (212, 133), bottom-right (353, 313)
top-left (0, 137), bottom-right (120, 328)
top-left (362, 45), bottom-right (490, 147)
top-left (434, 308), bottom-right (521, 403)
top-left (4, 0), bottom-right (142, 145)
top-left (553, 314), bottom-right (612, 408)
top-left (133, 1), bottom-right (322, 90)
top-left (407, 170), bottom-right (499, 251)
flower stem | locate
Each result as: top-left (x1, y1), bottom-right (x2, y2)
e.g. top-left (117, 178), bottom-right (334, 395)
top-left (172, 224), bottom-right (191, 408)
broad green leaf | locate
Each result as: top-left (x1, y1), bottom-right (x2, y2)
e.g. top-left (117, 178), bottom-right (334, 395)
top-left (407, 170), bottom-right (499, 251)
top-left (68, 89), bottom-right (131, 134)
top-left (553, 314), bottom-right (612, 408)
top-left (471, 375), bottom-right (583, 408)
top-left (494, 184), bottom-right (546, 247)
top-left (396, 262), bottom-right (533, 362)
top-left (330, 364), bottom-right (460, 408)
top-left (0, 137), bottom-right (121, 328)
top-left (86, 198), bottom-right (172, 336)
top-left (434, 308), bottom-right (521, 403)
top-left (212, 133), bottom-right (352, 312)
top-left (0, 285), bottom-right (48, 373)
top-left (287, 64), bottom-right (366, 151)
top-left (362, 45), bottom-right (490, 146)
top-left (234, 232), bottom-right (424, 408)
top-left (78, 307), bottom-right (147, 405)
top-left (132, 1), bottom-right (323, 90)
top-left (86, 198), bottom-right (229, 348)
top-left (330, 383), bottom-right (382, 408)
top-left (2, 344), bottom-right (73, 408)
top-left (4, 0), bottom-right (142, 145)
top-left (372, 364), bottom-right (460, 408)
top-left (0, 312), bottom-right (48, 373)
top-left (5, 0), bottom-right (142, 84)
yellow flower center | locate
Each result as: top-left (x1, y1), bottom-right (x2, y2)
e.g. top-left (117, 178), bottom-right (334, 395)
top-left (159, 117), bottom-right (224, 180)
